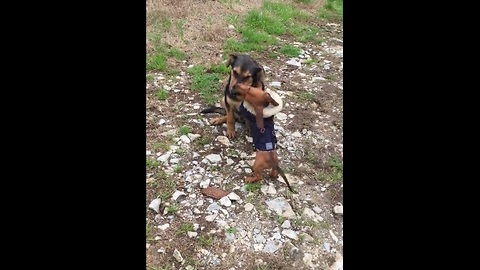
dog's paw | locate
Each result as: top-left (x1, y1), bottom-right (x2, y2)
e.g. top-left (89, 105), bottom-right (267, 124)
top-left (209, 117), bottom-right (225, 125)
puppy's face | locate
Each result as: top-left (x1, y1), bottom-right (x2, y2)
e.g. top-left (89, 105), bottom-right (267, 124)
top-left (234, 84), bottom-right (279, 108)
top-left (226, 54), bottom-right (265, 94)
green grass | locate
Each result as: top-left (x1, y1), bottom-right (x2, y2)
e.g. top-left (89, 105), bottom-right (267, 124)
top-left (179, 125), bottom-right (191, 135)
top-left (294, 0), bottom-right (313, 3)
top-left (177, 223), bottom-right (195, 235)
top-left (223, 0), bottom-right (325, 54)
top-left (146, 158), bottom-right (159, 169)
top-left (167, 48), bottom-right (186, 60)
top-left (146, 220), bottom-right (154, 241)
top-left (317, 157), bottom-right (343, 183)
top-left (146, 74), bottom-right (154, 82)
top-left (166, 203), bottom-right (180, 214)
top-left (173, 164), bottom-right (183, 173)
top-left (198, 235), bottom-right (215, 246)
top-left (155, 88), bottom-right (169, 100)
top-left (297, 91), bottom-right (316, 101)
top-left (319, 0), bottom-right (343, 19)
top-left (225, 227), bottom-right (238, 234)
top-left (245, 182), bottom-right (262, 193)
top-left (279, 45), bottom-right (301, 57)
top-left (188, 65), bottom-right (223, 106)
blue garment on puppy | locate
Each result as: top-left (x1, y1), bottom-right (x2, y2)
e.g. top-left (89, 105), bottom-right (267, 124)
top-left (240, 102), bottom-right (277, 151)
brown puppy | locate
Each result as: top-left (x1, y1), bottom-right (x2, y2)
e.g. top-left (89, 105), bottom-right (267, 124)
top-left (200, 54), bottom-right (266, 139)
top-left (235, 83), bottom-right (295, 193)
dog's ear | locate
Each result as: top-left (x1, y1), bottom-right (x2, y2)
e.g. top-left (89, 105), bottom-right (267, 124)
top-left (226, 54), bottom-right (238, 68)
top-left (266, 93), bottom-right (279, 106)
top-left (254, 66), bottom-right (265, 84)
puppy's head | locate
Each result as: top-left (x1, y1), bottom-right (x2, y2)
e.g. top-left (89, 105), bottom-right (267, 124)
top-left (235, 83), bottom-right (280, 129)
top-left (227, 54), bottom-right (265, 94)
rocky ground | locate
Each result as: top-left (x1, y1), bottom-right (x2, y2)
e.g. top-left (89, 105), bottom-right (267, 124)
top-left (146, 1), bottom-right (343, 269)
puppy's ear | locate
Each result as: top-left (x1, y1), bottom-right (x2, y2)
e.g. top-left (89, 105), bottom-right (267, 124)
top-left (226, 54), bottom-right (238, 68)
top-left (254, 66), bottom-right (265, 84)
top-left (266, 93), bottom-right (279, 106)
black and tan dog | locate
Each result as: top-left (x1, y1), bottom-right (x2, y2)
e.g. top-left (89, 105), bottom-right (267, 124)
top-left (200, 53), bottom-right (266, 139)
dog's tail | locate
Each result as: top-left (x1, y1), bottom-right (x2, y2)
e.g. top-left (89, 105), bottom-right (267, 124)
top-left (200, 107), bottom-right (226, 115)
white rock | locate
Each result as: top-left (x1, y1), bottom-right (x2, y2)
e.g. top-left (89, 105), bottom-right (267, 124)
top-left (205, 213), bottom-right (218, 222)
top-left (171, 190), bottom-right (186, 201)
top-left (206, 154), bottom-right (222, 163)
top-left (303, 253), bottom-right (316, 268)
top-left (146, 150), bottom-right (151, 156)
top-left (333, 205), bottom-right (343, 215)
top-left (313, 206), bottom-right (322, 214)
top-left (282, 229), bottom-right (298, 240)
top-left (157, 151), bottom-right (172, 162)
top-left (326, 252), bottom-right (343, 270)
top-left (173, 249), bottom-right (184, 263)
top-left (187, 231), bottom-right (198, 238)
top-left (286, 59), bottom-right (301, 67)
top-left (329, 230), bottom-right (339, 242)
top-left (275, 112), bottom-right (288, 121)
top-left (226, 158), bottom-right (234, 165)
top-left (188, 133), bottom-right (201, 141)
top-left (157, 223), bottom-right (170, 230)
top-left (216, 136), bottom-right (231, 146)
top-left (219, 196), bottom-right (232, 207)
top-left (179, 135), bottom-right (190, 144)
top-left (270, 81), bottom-right (282, 87)
top-left (303, 207), bottom-right (323, 222)
top-left (244, 203), bottom-right (254, 211)
top-left (292, 131), bottom-right (302, 138)
top-left (281, 220), bottom-right (291, 229)
top-left (228, 24), bottom-right (235, 29)
top-left (199, 179), bottom-right (211, 188)
top-left (158, 119), bottom-right (166, 125)
top-left (148, 198), bottom-right (162, 213)
top-left (228, 192), bottom-right (240, 201)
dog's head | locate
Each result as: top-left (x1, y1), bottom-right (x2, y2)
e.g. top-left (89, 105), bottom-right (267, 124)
top-left (235, 83), bottom-right (279, 129)
top-left (227, 54), bottom-right (265, 95)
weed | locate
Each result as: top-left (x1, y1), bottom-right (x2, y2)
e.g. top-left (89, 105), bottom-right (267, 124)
top-left (168, 48), bottom-right (186, 60)
top-left (153, 140), bottom-right (171, 151)
top-left (294, 0), bottom-right (313, 3)
top-left (299, 234), bottom-right (306, 242)
top-left (304, 59), bottom-right (314, 65)
top-left (188, 65), bottom-right (223, 106)
top-left (209, 64), bottom-right (230, 74)
top-left (245, 182), bottom-right (262, 193)
top-left (146, 54), bottom-right (167, 71)
top-left (318, 157), bottom-right (343, 183)
top-left (277, 216), bottom-right (286, 225)
top-left (297, 92), bottom-right (316, 101)
top-left (173, 164), bottom-right (184, 173)
top-left (225, 227), bottom-right (238, 234)
top-left (155, 88), bottom-right (169, 100)
top-left (198, 235), bottom-right (215, 246)
top-left (166, 203), bottom-right (179, 213)
top-left (146, 74), bottom-right (154, 82)
top-left (159, 191), bottom-right (171, 201)
top-left (179, 125), bottom-right (191, 135)
top-left (177, 223), bottom-right (195, 235)
top-left (197, 136), bottom-right (210, 146)
top-left (146, 158), bottom-right (159, 169)
top-left (279, 45), bottom-right (301, 57)
top-left (146, 220), bottom-right (154, 241)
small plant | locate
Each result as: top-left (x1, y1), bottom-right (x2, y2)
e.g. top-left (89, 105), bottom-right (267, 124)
top-left (155, 88), bottom-right (169, 100)
top-left (225, 227), bottom-right (238, 234)
top-left (168, 48), bottom-right (186, 60)
top-left (279, 45), bottom-right (301, 57)
top-left (245, 182), bottom-right (262, 193)
top-left (197, 136), bottom-right (210, 146)
top-left (146, 221), bottom-right (154, 241)
top-left (177, 222), bottom-right (195, 235)
top-left (146, 158), bottom-right (159, 169)
top-left (153, 141), bottom-right (170, 151)
top-left (198, 235), bottom-right (215, 246)
top-left (166, 203), bottom-right (179, 213)
top-left (179, 125), bottom-right (191, 135)
top-left (146, 54), bottom-right (167, 71)
top-left (146, 74), bottom-right (154, 82)
top-left (173, 164), bottom-right (183, 173)
top-left (298, 92), bottom-right (315, 101)
top-left (277, 216), bottom-right (286, 225)
top-left (298, 234), bottom-right (306, 242)
top-left (304, 59), bottom-right (314, 65)
top-left (159, 191), bottom-right (171, 201)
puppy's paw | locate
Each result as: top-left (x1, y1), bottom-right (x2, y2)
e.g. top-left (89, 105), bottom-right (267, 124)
top-left (226, 129), bottom-right (236, 139)
top-left (269, 169), bottom-right (278, 178)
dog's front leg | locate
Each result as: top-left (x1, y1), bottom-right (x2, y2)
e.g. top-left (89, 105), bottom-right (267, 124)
top-left (226, 107), bottom-right (236, 139)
